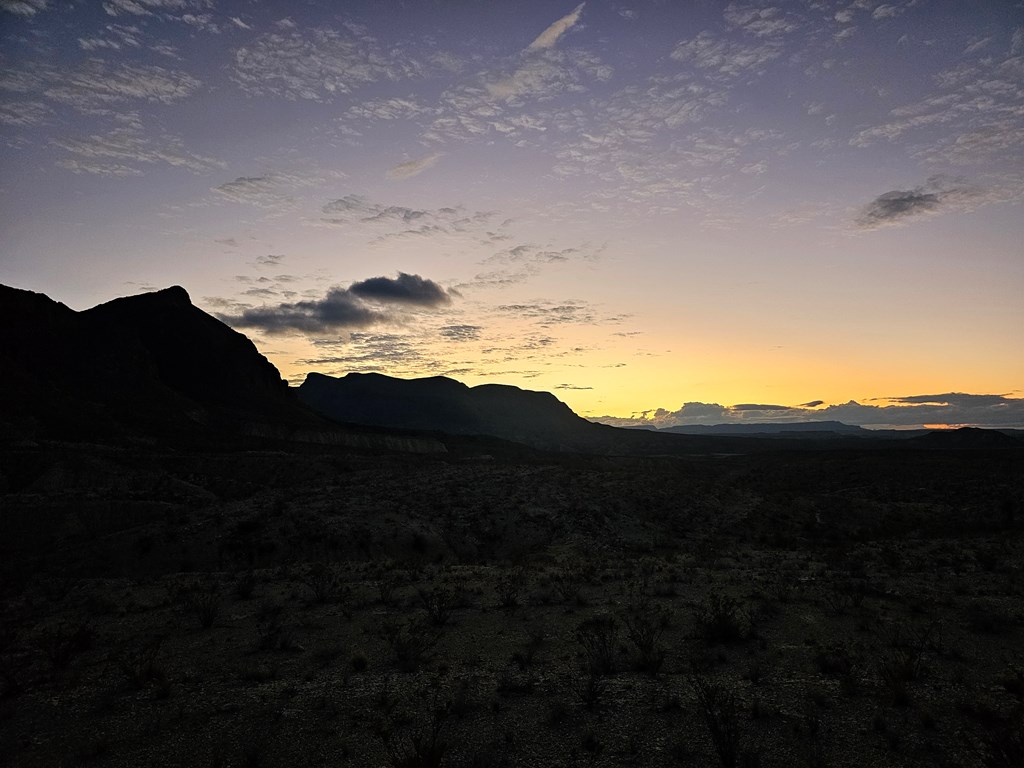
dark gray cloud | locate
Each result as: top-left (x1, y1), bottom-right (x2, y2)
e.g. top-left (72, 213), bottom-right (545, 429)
top-left (857, 188), bottom-right (941, 228)
top-left (591, 392), bottom-right (1024, 429)
top-left (856, 176), bottom-right (978, 229)
top-left (350, 272), bottom-right (452, 307)
top-left (219, 287), bottom-right (386, 334)
top-left (555, 384), bottom-right (593, 390)
top-left (218, 273), bottom-right (454, 334)
top-left (884, 392), bottom-right (1013, 408)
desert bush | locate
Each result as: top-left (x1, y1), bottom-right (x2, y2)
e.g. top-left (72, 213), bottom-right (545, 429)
top-left (300, 562), bottom-right (345, 604)
top-left (967, 600), bottom-right (1016, 634)
top-left (690, 674), bottom-right (746, 768)
top-left (118, 635), bottom-right (168, 694)
top-left (815, 642), bottom-right (861, 695)
top-left (511, 627), bottom-right (545, 671)
top-left (574, 669), bottom-right (607, 711)
top-left (381, 617), bottom-right (443, 672)
top-left (254, 600), bottom-right (296, 651)
top-left (875, 622), bottom-right (937, 705)
top-left (576, 614), bottom-right (619, 676)
top-left (623, 607), bottom-right (667, 675)
top-left (971, 703), bottom-right (1024, 768)
top-left (417, 585), bottom-right (456, 627)
top-left (694, 593), bottom-right (749, 645)
top-left (39, 621), bottom-right (94, 670)
top-left (384, 697), bottom-right (452, 768)
top-left (551, 567), bottom-right (585, 605)
top-left (378, 571), bottom-right (404, 608)
top-left (178, 581), bottom-right (220, 629)
top-left (495, 569), bottom-right (526, 611)
top-left (233, 571), bottom-right (257, 600)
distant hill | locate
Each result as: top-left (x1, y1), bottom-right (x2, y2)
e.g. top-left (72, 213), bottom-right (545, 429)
top-left (298, 371), bottom-right (606, 452)
top-left (659, 421), bottom-right (870, 437)
top-left (904, 427), bottom-right (1023, 450)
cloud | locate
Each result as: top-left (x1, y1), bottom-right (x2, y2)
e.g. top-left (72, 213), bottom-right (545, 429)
top-left (855, 176), bottom-right (979, 229)
top-left (349, 273), bottom-right (453, 307)
top-left (218, 287), bottom-right (387, 335)
top-left (723, 4), bottom-right (799, 38)
top-left (592, 393), bottom-right (1024, 429)
top-left (495, 301), bottom-right (595, 326)
top-left (528, 3), bottom-right (585, 51)
top-left (555, 384), bottom-right (593, 390)
top-left (55, 158), bottom-right (143, 176)
top-left (871, 5), bottom-right (901, 20)
top-left (231, 26), bottom-right (428, 102)
top-left (213, 175), bottom-right (285, 206)
top-left (0, 0), bottom-right (47, 16)
top-left (77, 23), bottom-right (145, 51)
top-left (0, 100), bottom-right (52, 126)
top-left (219, 274), bottom-right (454, 335)
top-left (857, 189), bottom-right (941, 228)
top-left (42, 61), bottom-right (201, 108)
top-left (386, 153), bottom-right (441, 180)
top-left (671, 32), bottom-right (783, 81)
top-left (51, 127), bottom-right (222, 175)
top-left (439, 324), bottom-right (481, 342)
top-left (319, 195), bottom-right (496, 242)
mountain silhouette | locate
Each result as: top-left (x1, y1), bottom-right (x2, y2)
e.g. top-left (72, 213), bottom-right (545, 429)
top-left (3, 284), bottom-right (1018, 454)
top-left (2, 285), bottom-right (337, 442)
top-left (298, 371), bottom-right (606, 451)
top-left (659, 421), bottom-right (869, 437)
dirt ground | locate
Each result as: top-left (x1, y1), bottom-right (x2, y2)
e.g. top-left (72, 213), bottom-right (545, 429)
top-left (1, 438), bottom-right (1022, 767)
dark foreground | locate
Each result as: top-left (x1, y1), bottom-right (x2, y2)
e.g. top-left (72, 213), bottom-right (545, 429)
top-left (1, 436), bottom-right (1022, 768)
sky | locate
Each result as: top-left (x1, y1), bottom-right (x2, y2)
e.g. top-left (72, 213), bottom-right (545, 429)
top-left (1, 0), bottom-right (1022, 429)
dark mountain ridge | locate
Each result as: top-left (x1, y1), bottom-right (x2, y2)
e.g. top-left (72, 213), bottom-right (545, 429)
top-left (298, 371), bottom-right (602, 452)
top-left (3, 284), bottom-right (1020, 454)
top-left (0, 284), bottom-right (442, 451)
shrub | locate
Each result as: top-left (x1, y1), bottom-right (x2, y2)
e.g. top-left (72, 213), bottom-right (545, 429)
top-left (690, 675), bottom-right (743, 768)
top-left (624, 607), bottom-right (667, 675)
top-left (576, 614), bottom-right (618, 676)
top-left (119, 635), bottom-right (167, 694)
top-left (381, 617), bottom-right (443, 672)
top-left (301, 562), bottom-right (344, 604)
top-left (179, 582), bottom-right (220, 629)
top-left (418, 585), bottom-right (456, 627)
top-left (234, 571), bottom-right (257, 600)
top-left (254, 600), bottom-right (296, 652)
top-left (39, 621), bottom-right (94, 671)
top-left (496, 569), bottom-right (526, 611)
top-left (384, 699), bottom-right (452, 768)
top-left (695, 594), bottom-right (748, 645)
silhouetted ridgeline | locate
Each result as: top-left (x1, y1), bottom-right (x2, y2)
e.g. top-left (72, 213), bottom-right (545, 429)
top-left (2, 284), bottom-right (1020, 454)
top-left (0, 284), bottom-right (443, 452)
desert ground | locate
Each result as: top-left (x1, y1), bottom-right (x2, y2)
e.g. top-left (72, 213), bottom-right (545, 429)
top-left (1, 435), bottom-right (1022, 767)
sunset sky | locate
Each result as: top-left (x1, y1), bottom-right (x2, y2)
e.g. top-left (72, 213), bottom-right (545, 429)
top-left (2, 0), bottom-right (1022, 428)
